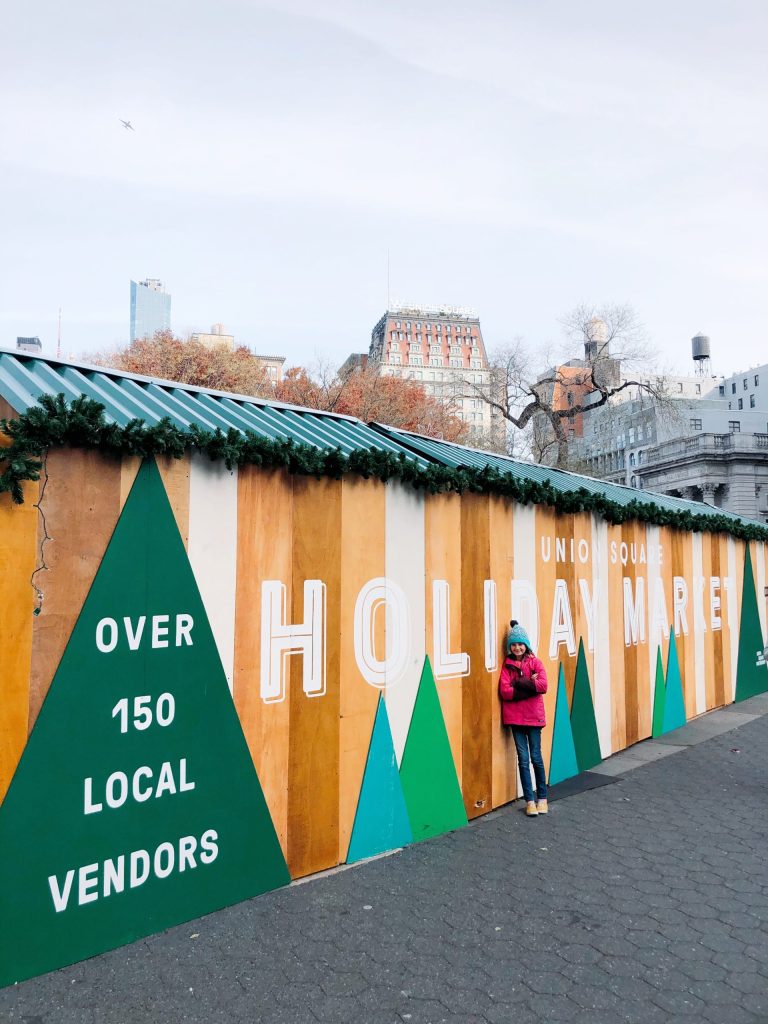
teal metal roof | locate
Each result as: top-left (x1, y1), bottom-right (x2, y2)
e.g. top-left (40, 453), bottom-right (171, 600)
top-left (0, 349), bottom-right (759, 528)
top-left (372, 423), bottom-right (761, 528)
top-left (0, 351), bottom-right (421, 462)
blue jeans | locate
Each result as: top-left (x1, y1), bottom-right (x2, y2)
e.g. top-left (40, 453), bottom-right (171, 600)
top-left (511, 726), bottom-right (547, 803)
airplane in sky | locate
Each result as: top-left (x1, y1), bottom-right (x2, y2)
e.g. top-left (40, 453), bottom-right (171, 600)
top-left (119, 119), bottom-right (135, 131)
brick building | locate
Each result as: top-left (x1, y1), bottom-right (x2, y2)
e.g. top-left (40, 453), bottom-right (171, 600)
top-left (367, 304), bottom-right (503, 445)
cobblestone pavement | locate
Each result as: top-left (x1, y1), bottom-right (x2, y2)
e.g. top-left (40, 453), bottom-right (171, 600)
top-left (2, 712), bottom-right (768, 1024)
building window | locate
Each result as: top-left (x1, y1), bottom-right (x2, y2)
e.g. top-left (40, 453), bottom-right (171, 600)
top-left (751, 394), bottom-right (756, 408)
top-left (396, 321), bottom-right (401, 329)
top-left (410, 355), bottom-right (423, 366)
top-left (471, 359), bottom-right (481, 368)
top-left (690, 418), bottom-right (702, 430)
top-left (719, 385), bottom-right (725, 396)
top-left (738, 398), bottom-right (743, 410)
top-left (729, 420), bottom-right (741, 432)
top-left (755, 374), bottom-right (759, 386)
top-left (406, 321), bottom-right (411, 329)
top-left (566, 391), bottom-right (574, 407)
top-left (390, 342), bottom-right (399, 352)
top-left (732, 382), bottom-right (736, 394)
top-left (744, 378), bottom-right (749, 390)
top-left (568, 428), bottom-right (575, 439)
top-left (677, 383), bottom-right (683, 393)
top-left (436, 324), bottom-right (442, 333)
top-left (450, 358), bottom-right (461, 368)
top-left (695, 383), bottom-right (701, 394)
top-left (629, 452), bottom-right (636, 467)
top-left (391, 355), bottom-right (401, 365)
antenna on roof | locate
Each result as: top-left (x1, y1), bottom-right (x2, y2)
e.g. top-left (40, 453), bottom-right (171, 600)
top-left (387, 249), bottom-right (390, 310)
top-left (57, 308), bottom-right (62, 359)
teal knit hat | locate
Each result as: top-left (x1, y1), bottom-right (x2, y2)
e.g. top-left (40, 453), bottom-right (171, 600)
top-left (506, 619), bottom-right (533, 652)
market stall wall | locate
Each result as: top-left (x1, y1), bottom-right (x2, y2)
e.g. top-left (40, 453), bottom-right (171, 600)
top-left (2, 451), bottom-right (766, 876)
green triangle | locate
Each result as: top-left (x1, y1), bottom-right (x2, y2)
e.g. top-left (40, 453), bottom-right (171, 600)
top-left (735, 547), bottom-right (768, 702)
top-left (661, 631), bottom-right (687, 733)
top-left (399, 656), bottom-right (468, 842)
top-left (0, 459), bottom-right (290, 987)
top-left (651, 647), bottom-right (666, 738)
top-left (570, 638), bottom-right (602, 772)
top-left (549, 664), bottom-right (579, 785)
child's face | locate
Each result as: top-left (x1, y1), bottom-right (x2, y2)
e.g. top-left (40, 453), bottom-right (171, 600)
top-left (509, 642), bottom-right (527, 658)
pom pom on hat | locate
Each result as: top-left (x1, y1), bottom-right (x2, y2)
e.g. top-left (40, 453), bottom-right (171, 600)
top-left (506, 619), bottom-right (533, 652)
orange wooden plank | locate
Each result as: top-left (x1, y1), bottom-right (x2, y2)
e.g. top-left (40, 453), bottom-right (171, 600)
top-left (460, 492), bottom-right (492, 819)
top-left (0, 483), bottom-right (38, 801)
top-left (233, 467), bottom-right (293, 860)
top-left (489, 496), bottom-right (517, 808)
top-left (28, 450), bottom-right (123, 732)
top-left (287, 477), bottom-right (342, 878)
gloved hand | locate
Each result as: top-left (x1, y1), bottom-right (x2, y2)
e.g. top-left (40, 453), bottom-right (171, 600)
top-left (513, 677), bottom-right (537, 699)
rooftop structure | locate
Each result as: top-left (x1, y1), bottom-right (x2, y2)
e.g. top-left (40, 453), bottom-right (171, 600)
top-left (369, 305), bottom-right (503, 446)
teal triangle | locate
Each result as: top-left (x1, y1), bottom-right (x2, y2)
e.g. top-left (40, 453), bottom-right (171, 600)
top-left (548, 665), bottom-right (579, 785)
top-left (570, 639), bottom-right (602, 772)
top-left (399, 657), bottom-right (468, 842)
top-left (651, 648), bottom-right (666, 738)
top-left (735, 547), bottom-right (768, 702)
top-left (0, 459), bottom-right (290, 987)
top-left (346, 697), bottom-right (412, 864)
top-left (661, 631), bottom-right (687, 733)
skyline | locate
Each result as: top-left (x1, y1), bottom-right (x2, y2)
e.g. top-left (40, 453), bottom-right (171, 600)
top-left (2, 0), bottom-right (766, 377)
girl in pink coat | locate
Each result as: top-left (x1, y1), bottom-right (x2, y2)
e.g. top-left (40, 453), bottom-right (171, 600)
top-left (498, 620), bottom-right (549, 817)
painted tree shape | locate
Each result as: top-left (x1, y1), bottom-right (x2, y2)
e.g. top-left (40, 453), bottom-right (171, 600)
top-left (735, 547), bottom-right (768, 702)
top-left (549, 664), bottom-right (579, 786)
top-left (0, 460), bottom-right (289, 988)
top-left (661, 631), bottom-right (687, 733)
top-left (651, 647), bottom-right (666, 738)
top-left (399, 657), bottom-right (467, 842)
top-left (570, 639), bottom-right (602, 772)
top-left (347, 696), bottom-right (412, 864)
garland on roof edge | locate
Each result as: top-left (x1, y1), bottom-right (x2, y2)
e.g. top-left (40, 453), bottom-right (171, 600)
top-left (2, 393), bottom-right (767, 543)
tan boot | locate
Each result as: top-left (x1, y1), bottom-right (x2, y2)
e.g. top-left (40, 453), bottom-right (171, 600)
top-left (525, 801), bottom-right (539, 816)
top-left (537, 799), bottom-right (549, 815)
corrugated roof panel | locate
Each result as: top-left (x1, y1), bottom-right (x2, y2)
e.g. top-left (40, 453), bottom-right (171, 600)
top-left (0, 350), bottom-right (758, 530)
top-left (374, 423), bottom-right (755, 527)
top-left (117, 378), bottom-right (188, 424)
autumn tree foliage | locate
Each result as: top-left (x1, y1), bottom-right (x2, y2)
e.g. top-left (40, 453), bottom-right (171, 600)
top-left (91, 331), bottom-right (273, 397)
top-left (90, 335), bottom-right (466, 442)
top-left (276, 363), bottom-right (467, 442)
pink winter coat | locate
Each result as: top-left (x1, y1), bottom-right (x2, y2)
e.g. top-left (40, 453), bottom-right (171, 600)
top-left (498, 653), bottom-right (548, 727)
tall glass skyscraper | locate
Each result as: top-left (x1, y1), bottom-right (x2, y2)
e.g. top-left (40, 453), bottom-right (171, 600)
top-left (130, 279), bottom-right (171, 342)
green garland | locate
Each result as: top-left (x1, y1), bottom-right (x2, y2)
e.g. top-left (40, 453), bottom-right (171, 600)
top-left (2, 393), bottom-right (768, 543)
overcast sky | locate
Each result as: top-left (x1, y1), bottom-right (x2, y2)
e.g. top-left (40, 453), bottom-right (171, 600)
top-left (2, 0), bottom-right (766, 375)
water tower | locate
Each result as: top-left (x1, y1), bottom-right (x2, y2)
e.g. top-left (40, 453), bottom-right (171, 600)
top-left (692, 333), bottom-right (711, 376)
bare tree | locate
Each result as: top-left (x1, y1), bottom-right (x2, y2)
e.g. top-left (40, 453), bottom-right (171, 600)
top-left (463, 304), bottom-right (668, 469)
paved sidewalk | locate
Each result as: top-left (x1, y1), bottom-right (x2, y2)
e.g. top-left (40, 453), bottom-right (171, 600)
top-left (2, 699), bottom-right (768, 1024)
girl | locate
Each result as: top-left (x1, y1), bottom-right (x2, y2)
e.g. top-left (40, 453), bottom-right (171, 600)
top-left (498, 620), bottom-right (549, 817)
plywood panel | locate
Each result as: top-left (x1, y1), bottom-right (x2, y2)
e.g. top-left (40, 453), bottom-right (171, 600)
top-left (425, 493), bottom-right (464, 783)
top-left (535, 506), bottom-right (559, 769)
top-left (233, 467), bottom-right (293, 858)
top-left (607, 524), bottom-right (626, 752)
top-left (592, 517), bottom-right (612, 757)
top-left (489, 497), bottom-right (517, 807)
top-left (188, 454), bottom-right (238, 692)
top-left (288, 477), bottom-right (342, 878)
top-left (384, 482), bottom-right (426, 761)
top-left (28, 449), bottom-right (123, 731)
top-left (338, 476), bottom-right (385, 862)
top-left (460, 493), bottom-right (491, 819)
top-left (0, 484), bottom-right (38, 801)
